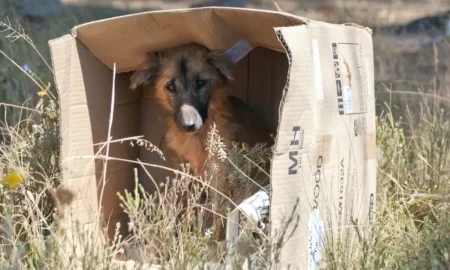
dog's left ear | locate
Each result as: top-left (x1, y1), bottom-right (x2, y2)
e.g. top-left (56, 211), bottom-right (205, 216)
top-left (129, 52), bottom-right (162, 91)
top-left (207, 51), bottom-right (235, 82)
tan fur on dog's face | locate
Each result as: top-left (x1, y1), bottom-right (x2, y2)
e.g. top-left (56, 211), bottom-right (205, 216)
top-left (130, 43), bottom-right (235, 133)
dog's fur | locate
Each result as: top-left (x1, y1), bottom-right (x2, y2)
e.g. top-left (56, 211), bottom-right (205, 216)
top-left (130, 43), bottom-right (274, 244)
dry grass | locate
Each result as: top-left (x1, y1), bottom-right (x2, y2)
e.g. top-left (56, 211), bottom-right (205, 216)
top-left (2, 1), bottom-right (450, 269)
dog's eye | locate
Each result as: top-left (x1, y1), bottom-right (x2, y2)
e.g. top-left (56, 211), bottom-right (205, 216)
top-left (196, 78), bottom-right (207, 89)
top-left (166, 81), bottom-right (176, 92)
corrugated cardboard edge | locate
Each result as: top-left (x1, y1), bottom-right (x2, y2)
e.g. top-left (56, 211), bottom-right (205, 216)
top-left (48, 34), bottom-right (107, 262)
top-left (272, 27), bottom-right (294, 153)
top-left (270, 25), bottom-right (302, 270)
top-left (48, 34), bottom-right (72, 169)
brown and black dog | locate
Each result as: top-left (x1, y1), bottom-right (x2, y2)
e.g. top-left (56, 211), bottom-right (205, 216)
top-left (130, 43), bottom-right (274, 244)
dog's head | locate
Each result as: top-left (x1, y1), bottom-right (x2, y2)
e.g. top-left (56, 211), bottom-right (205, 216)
top-left (130, 43), bottom-right (235, 133)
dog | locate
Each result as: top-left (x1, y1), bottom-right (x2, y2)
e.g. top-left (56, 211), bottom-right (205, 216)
top-left (129, 43), bottom-right (274, 245)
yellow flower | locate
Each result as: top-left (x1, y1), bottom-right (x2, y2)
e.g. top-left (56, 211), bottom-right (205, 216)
top-left (2, 172), bottom-right (23, 189)
top-left (37, 90), bottom-right (47, 97)
top-left (37, 82), bottom-right (51, 97)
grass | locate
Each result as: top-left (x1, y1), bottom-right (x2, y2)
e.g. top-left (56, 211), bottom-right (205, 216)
top-left (2, 1), bottom-right (450, 269)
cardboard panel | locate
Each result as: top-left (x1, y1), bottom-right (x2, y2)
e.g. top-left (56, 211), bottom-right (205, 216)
top-left (247, 47), bottom-right (273, 128)
top-left (229, 56), bottom-right (249, 102)
top-left (270, 23), bottom-right (376, 269)
top-left (72, 8), bottom-right (304, 73)
top-left (77, 40), bottom-right (141, 233)
top-left (247, 47), bottom-right (288, 130)
top-left (49, 36), bottom-right (101, 225)
top-left (49, 36), bottom-right (142, 239)
top-left (49, 35), bottom-right (72, 164)
top-left (138, 87), bottom-right (174, 195)
top-left (96, 168), bottom-right (136, 236)
top-left (269, 25), bottom-right (315, 269)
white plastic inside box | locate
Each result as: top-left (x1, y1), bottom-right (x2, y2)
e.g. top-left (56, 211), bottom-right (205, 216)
top-left (225, 185), bottom-right (270, 269)
top-left (224, 190), bottom-right (326, 270)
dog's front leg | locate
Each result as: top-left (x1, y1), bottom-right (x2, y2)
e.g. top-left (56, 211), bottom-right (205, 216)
top-left (212, 168), bottom-right (229, 242)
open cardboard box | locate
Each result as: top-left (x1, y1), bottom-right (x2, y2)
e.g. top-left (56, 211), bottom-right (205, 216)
top-left (49, 7), bottom-right (377, 269)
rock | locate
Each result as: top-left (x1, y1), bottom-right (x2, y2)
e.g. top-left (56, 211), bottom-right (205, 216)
top-left (8, 0), bottom-right (65, 18)
top-left (395, 10), bottom-right (450, 36)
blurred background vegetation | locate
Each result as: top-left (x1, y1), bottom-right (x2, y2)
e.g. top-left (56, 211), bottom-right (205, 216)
top-left (2, 0), bottom-right (450, 269)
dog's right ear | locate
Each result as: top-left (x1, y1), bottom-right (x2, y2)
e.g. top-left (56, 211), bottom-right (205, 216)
top-left (129, 52), bottom-right (161, 91)
top-left (207, 51), bottom-right (235, 82)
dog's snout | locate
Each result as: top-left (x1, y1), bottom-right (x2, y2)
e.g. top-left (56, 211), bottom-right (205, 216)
top-left (179, 104), bottom-right (203, 132)
top-left (181, 116), bottom-right (196, 131)
top-left (182, 123), bottom-right (197, 132)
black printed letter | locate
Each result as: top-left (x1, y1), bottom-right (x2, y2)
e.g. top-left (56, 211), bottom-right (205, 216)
top-left (289, 151), bottom-right (298, 175)
top-left (291, 126), bottom-right (301, 145)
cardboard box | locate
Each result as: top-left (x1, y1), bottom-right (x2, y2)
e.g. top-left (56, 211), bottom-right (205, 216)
top-left (49, 7), bottom-right (377, 269)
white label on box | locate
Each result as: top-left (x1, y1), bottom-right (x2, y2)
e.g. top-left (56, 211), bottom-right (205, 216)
top-left (343, 85), bottom-right (353, 114)
top-left (312, 40), bottom-right (324, 100)
top-left (308, 209), bottom-right (325, 270)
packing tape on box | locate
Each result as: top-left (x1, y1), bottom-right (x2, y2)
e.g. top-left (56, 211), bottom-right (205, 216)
top-left (224, 39), bottom-right (253, 64)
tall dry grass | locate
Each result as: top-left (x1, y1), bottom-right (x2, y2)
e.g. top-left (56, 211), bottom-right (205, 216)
top-left (0, 15), bottom-right (287, 269)
top-left (2, 1), bottom-right (450, 269)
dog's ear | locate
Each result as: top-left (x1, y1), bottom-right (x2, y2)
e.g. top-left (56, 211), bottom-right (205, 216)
top-left (129, 52), bottom-right (162, 91)
top-left (207, 51), bottom-right (235, 82)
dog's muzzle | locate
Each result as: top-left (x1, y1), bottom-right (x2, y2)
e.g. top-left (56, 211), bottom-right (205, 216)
top-left (179, 104), bottom-right (203, 132)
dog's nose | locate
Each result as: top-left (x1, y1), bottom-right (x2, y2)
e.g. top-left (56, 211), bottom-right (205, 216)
top-left (182, 123), bottom-right (196, 132)
top-left (179, 104), bottom-right (203, 132)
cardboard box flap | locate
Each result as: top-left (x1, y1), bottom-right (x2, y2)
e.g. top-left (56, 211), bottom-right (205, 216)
top-left (49, 35), bottom-right (101, 225)
top-left (270, 21), bottom-right (376, 268)
top-left (344, 22), bottom-right (373, 34)
top-left (71, 8), bottom-right (306, 73)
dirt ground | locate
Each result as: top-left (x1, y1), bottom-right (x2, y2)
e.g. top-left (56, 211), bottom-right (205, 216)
top-left (59, 0), bottom-right (450, 26)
